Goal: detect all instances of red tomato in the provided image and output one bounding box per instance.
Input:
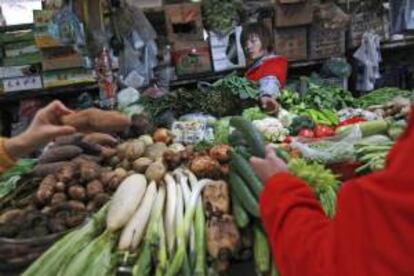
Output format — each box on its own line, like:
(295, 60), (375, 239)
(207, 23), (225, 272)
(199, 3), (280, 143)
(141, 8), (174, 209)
(314, 125), (335, 138)
(299, 129), (315, 138)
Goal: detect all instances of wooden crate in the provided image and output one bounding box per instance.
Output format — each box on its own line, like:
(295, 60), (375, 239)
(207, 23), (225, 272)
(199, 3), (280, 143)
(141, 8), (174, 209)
(274, 27), (307, 61)
(309, 25), (346, 59)
(348, 11), (385, 48)
(172, 41), (212, 76)
(164, 3), (204, 43)
(274, 0), (313, 27)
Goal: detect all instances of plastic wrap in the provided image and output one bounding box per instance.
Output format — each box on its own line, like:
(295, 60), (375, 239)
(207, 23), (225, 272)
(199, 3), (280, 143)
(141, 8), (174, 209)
(291, 126), (363, 164)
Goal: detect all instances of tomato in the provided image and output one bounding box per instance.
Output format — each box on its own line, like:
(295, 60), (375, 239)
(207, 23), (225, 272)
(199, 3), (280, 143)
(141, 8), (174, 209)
(337, 117), (366, 127)
(314, 125), (335, 138)
(283, 136), (293, 143)
(299, 129), (315, 138)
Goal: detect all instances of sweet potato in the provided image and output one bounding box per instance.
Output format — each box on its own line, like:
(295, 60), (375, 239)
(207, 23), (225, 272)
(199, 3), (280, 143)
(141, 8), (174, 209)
(73, 154), (103, 164)
(38, 145), (83, 164)
(77, 141), (103, 156)
(32, 162), (71, 177)
(61, 108), (131, 133)
(82, 133), (118, 146)
(54, 133), (84, 146)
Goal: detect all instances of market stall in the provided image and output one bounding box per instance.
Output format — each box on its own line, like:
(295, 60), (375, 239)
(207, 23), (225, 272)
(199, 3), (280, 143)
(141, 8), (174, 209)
(0, 0), (413, 275)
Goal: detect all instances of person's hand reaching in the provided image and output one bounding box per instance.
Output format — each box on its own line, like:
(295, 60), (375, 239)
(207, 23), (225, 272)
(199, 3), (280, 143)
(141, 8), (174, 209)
(5, 100), (76, 158)
(250, 145), (288, 184)
(259, 96), (280, 116)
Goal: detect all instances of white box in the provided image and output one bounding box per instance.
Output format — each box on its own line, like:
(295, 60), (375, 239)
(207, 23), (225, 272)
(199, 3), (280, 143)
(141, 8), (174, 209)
(209, 26), (246, 72)
(2, 75), (42, 92)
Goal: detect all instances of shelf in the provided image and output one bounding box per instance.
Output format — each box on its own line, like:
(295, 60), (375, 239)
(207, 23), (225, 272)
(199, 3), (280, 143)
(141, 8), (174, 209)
(0, 83), (99, 103)
(381, 37), (414, 50)
(0, 24), (33, 33)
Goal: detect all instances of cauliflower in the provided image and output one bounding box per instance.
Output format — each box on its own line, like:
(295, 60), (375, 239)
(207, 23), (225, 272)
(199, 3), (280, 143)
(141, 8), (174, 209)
(277, 108), (296, 127)
(252, 118), (289, 143)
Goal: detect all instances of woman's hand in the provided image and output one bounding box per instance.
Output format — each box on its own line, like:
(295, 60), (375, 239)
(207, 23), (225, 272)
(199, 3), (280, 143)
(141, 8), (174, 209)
(250, 145), (288, 184)
(260, 96), (280, 116)
(5, 100), (76, 158)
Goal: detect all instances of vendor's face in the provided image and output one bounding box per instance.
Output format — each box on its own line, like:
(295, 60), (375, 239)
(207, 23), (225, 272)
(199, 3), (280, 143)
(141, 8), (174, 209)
(246, 34), (265, 60)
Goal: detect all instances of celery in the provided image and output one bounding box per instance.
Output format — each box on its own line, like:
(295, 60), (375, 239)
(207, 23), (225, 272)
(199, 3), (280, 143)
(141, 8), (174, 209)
(60, 230), (116, 276)
(23, 204), (108, 276)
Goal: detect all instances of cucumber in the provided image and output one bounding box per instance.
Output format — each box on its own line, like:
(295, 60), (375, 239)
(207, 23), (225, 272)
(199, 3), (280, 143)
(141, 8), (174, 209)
(230, 116), (266, 158)
(253, 224), (271, 274)
(230, 152), (263, 198)
(228, 171), (259, 217)
(228, 130), (248, 147)
(274, 148), (290, 163)
(231, 192), (250, 228)
(234, 146), (252, 160)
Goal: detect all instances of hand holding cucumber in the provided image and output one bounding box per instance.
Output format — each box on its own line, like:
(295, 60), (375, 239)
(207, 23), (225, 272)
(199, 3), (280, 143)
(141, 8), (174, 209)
(250, 145), (288, 183)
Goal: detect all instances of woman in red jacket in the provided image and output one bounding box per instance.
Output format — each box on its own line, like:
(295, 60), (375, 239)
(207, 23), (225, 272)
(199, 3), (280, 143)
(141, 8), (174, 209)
(250, 111), (414, 275)
(241, 23), (288, 114)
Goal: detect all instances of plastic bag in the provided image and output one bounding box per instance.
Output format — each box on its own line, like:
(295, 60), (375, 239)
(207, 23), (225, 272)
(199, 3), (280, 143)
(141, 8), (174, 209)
(291, 126), (363, 164)
(172, 121), (215, 145)
(179, 113), (217, 126)
(117, 87), (140, 109)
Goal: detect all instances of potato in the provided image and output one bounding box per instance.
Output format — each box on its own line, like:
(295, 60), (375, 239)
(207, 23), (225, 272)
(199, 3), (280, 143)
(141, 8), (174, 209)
(145, 160), (167, 183)
(144, 143), (168, 161)
(125, 140), (146, 161)
(132, 157), (153, 173)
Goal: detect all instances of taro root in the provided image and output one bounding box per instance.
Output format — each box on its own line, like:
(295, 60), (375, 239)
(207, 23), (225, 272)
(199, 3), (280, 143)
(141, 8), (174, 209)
(209, 144), (231, 163)
(68, 185), (87, 201)
(36, 175), (57, 205)
(56, 163), (78, 183)
(86, 180), (104, 199)
(55, 182), (66, 193)
(51, 193), (68, 206)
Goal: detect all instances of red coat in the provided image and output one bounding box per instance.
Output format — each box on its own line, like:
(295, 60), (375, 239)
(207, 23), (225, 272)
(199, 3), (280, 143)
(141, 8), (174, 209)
(260, 110), (414, 276)
(245, 55), (288, 88)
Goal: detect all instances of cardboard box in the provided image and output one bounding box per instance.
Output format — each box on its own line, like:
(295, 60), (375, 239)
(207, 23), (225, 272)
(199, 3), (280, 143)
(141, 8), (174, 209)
(1, 75), (42, 93)
(209, 26), (246, 72)
(42, 68), (95, 88)
(165, 3), (204, 42)
(309, 25), (346, 59)
(348, 12), (385, 48)
(274, 0), (313, 27)
(274, 27), (307, 61)
(172, 41), (212, 76)
(42, 54), (84, 71)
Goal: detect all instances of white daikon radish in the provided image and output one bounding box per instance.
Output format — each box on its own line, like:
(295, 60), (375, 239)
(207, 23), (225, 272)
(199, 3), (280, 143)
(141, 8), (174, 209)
(106, 174), (147, 232)
(164, 173), (177, 255)
(118, 181), (157, 250)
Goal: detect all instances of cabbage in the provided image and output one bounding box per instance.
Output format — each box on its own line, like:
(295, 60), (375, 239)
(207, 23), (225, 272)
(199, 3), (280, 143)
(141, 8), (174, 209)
(242, 107), (267, 121)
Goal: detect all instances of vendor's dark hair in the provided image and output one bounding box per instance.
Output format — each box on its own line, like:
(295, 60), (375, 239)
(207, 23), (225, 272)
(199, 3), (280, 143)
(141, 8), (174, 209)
(241, 22), (273, 52)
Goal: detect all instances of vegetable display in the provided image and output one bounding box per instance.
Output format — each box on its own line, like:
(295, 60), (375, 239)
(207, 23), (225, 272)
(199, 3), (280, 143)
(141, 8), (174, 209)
(2, 70), (410, 275)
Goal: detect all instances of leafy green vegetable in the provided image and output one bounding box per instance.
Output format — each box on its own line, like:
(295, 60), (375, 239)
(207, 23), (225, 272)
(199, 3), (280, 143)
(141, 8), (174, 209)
(202, 0), (241, 33)
(212, 73), (260, 100)
(214, 118), (231, 144)
(0, 159), (36, 199)
(289, 116), (315, 136)
(303, 81), (355, 111)
(242, 107), (267, 121)
(288, 159), (339, 218)
(356, 87), (413, 108)
(279, 89), (302, 110)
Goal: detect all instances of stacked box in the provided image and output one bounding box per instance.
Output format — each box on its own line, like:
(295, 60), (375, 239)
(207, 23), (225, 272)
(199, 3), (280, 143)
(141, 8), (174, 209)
(274, 27), (307, 61)
(274, 0), (313, 27)
(309, 25), (346, 59)
(349, 11), (385, 48)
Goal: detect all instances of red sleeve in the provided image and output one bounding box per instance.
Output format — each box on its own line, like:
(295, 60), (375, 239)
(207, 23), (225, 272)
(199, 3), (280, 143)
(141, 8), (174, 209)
(260, 173), (335, 276)
(260, 57), (288, 87)
(260, 109), (414, 276)
(245, 56), (288, 87)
